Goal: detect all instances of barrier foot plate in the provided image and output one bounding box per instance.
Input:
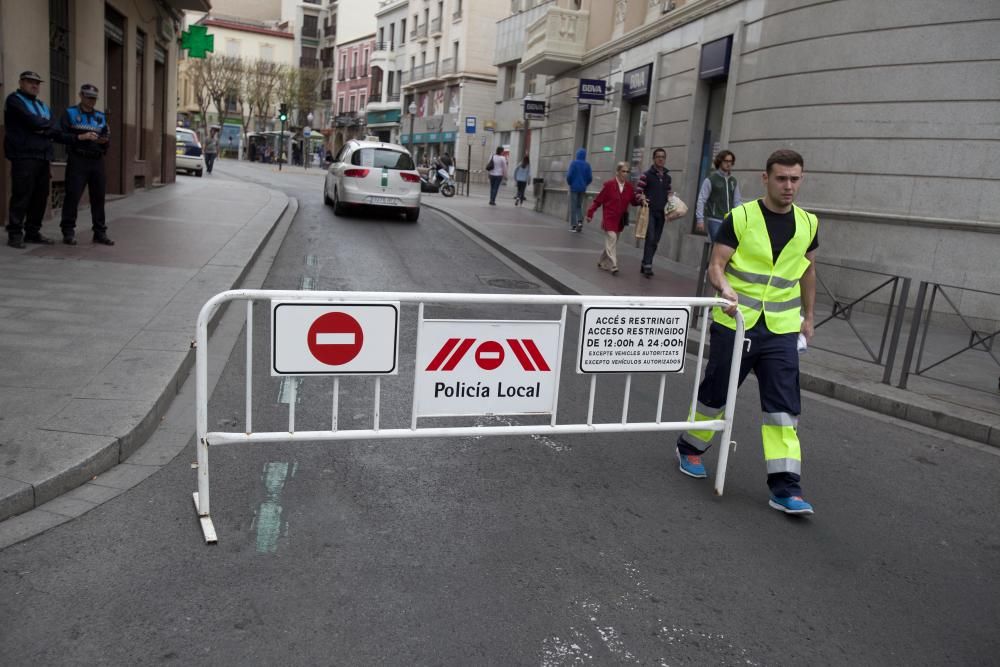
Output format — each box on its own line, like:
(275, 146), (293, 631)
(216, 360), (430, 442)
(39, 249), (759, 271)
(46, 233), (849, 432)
(193, 492), (218, 544)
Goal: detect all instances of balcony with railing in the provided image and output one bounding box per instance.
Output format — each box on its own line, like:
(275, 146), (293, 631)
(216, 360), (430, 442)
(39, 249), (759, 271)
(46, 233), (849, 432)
(301, 24), (319, 39)
(430, 17), (442, 35)
(438, 58), (454, 76)
(415, 23), (428, 41)
(300, 57), (320, 69)
(520, 5), (588, 77)
(371, 41), (392, 68)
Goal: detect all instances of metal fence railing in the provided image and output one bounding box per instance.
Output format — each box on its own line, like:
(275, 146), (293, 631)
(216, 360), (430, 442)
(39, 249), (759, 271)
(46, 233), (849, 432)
(898, 281), (1000, 393)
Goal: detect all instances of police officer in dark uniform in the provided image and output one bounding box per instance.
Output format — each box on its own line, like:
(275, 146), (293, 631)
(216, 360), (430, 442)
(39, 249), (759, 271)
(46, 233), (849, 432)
(4, 71), (91, 248)
(59, 83), (113, 245)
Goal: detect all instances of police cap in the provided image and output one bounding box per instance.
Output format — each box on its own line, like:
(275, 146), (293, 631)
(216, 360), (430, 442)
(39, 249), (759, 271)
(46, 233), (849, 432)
(80, 84), (99, 99)
(19, 71), (44, 82)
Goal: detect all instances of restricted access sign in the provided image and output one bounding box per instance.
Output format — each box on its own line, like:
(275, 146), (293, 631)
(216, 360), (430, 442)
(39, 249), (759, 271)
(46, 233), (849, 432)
(271, 301), (399, 375)
(578, 306), (689, 373)
(415, 319), (563, 417)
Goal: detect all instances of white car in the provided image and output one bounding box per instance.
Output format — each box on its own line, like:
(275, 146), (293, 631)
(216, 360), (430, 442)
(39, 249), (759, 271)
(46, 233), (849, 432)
(324, 139), (421, 221)
(175, 128), (205, 177)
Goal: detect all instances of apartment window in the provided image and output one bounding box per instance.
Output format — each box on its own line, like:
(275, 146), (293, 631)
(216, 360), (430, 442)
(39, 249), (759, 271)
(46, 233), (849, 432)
(503, 64), (517, 100)
(434, 46), (440, 73)
(338, 96), (344, 113)
(400, 18), (406, 43)
(438, 1), (444, 19)
(526, 74), (537, 95)
(136, 30), (146, 159)
(423, 8), (429, 28)
(302, 15), (318, 38)
(421, 50), (427, 66)
(226, 38), (240, 56)
(359, 92), (366, 109)
(389, 24), (395, 49)
(378, 27), (384, 45)
(260, 44), (274, 61)
(453, 41), (459, 71)
(352, 51), (358, 78)
(363, 48), (369, 73)
(349, 94), (356, 111)
(387, 70), (395, 96)
(49, 0), (70, 163)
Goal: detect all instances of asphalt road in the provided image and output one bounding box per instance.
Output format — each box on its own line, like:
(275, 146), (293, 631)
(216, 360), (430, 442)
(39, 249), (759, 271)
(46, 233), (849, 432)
(1, 162), (998, 666)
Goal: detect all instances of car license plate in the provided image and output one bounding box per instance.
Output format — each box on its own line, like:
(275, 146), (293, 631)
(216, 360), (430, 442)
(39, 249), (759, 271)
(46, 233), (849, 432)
(369, 196), (398, 206)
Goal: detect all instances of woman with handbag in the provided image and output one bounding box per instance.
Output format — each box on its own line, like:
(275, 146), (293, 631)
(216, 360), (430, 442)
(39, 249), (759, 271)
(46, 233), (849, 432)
(585, 162), (641, 275)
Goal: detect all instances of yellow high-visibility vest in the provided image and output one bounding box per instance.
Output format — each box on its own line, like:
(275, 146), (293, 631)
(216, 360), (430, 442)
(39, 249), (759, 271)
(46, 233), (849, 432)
(713, 200), (818, 334)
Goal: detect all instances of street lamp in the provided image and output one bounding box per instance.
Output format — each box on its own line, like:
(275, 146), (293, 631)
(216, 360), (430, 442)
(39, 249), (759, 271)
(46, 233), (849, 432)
(408, 100), (417, 163)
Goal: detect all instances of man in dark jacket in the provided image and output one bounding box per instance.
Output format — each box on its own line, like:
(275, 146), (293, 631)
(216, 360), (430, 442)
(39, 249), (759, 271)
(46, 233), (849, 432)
(59, 83), (113, 245)
(565, 148), (592, 232)
(4, 71), (90, 248)
(635, 147), (672, 277)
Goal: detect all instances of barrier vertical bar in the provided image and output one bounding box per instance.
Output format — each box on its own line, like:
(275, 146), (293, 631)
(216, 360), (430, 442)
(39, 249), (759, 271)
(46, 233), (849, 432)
(689, 306), (711, 420)
(714, 310), (745, 496)
(550, 306), (568, 426)
(288, 379), (297, 433)
(655, 374), (665, 423)
(245, 300), (253, 434)
(332, 377), (339, 431)
(411, 303), (425, 430)
(374, 378), (381, 431)
(194, 296), (218, 543)
(621, 374), (631, 424)
(586, 375), (596, 425)
(898, 281), (928, 390)
(881, 277), (910, 385)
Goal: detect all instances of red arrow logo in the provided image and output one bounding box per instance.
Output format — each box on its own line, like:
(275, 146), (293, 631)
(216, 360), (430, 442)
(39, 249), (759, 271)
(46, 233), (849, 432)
(425, 338), (550, 372)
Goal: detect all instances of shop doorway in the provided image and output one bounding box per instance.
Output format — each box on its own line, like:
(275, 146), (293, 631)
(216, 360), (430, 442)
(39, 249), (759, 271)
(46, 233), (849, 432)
(697, 78), (727, 191)
(625, 98), (648, 183)
(104, 6), (126, 194)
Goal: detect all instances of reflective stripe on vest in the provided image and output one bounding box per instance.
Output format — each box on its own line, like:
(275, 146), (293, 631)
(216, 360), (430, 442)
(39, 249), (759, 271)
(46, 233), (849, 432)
(67, 107), (107, 132)
(713, 201), (818, 334)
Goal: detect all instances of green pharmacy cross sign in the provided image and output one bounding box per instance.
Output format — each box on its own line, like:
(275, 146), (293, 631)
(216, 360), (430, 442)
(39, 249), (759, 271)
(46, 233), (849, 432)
(181, 25), (214, 59)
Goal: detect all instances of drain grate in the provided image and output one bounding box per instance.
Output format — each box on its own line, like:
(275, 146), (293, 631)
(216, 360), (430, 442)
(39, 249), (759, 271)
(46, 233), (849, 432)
(480, 276), (540, 290)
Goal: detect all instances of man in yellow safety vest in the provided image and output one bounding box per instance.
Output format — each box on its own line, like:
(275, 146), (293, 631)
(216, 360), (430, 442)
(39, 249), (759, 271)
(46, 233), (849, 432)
(676, 149), (818, 515)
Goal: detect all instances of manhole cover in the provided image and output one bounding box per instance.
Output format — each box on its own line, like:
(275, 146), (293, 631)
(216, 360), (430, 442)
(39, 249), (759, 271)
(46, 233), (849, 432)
(482, 277), (540, 290)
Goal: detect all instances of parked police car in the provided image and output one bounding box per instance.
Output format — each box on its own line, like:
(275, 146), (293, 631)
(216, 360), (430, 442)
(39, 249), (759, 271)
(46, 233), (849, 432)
(324, 138), (421, 221)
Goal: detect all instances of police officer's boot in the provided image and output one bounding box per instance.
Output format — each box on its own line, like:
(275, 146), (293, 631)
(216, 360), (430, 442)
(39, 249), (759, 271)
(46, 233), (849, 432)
(63, 234), (78, 246)
(7, 236), (25, 249)
(93, 233), (115, 246)
(23, 232), (55, 245)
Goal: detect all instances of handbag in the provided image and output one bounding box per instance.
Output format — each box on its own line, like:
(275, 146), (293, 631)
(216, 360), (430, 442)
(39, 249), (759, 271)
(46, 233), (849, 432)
(486, 157), (495, 171)
(665, 194), (688, 220)
(634, 203), (650, 243)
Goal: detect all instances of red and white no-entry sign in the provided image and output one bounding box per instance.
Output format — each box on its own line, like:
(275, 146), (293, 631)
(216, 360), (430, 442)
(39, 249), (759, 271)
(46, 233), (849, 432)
(475, 341), (504, 370)
(272, 302), (399, 375)
(307, 312), (364, 366)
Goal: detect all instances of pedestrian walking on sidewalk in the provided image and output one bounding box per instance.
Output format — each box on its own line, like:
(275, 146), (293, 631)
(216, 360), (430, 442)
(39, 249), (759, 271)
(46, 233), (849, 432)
(59, 84), (114, 246)
(636, 147), (672, 277)
(204, 128), (219, 174)
(585, 162), (641, 275)
(513, 156), (530, 206)
(674, 148), (819, 516)
(487, 147), (508, 205)
(4, 71), (82, 249)
(565, 148), (592, 231)
(695, 149), (742, 241)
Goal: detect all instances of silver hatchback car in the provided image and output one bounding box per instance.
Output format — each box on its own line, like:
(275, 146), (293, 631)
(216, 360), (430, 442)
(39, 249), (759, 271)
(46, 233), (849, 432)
(324, 139), (422, 221)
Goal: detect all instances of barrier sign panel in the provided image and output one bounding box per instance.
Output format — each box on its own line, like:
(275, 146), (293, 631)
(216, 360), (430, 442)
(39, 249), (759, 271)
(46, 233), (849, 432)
(271, 301), (399, 375)
(415, 319), (563, 417)
(578, 306), (689, 373)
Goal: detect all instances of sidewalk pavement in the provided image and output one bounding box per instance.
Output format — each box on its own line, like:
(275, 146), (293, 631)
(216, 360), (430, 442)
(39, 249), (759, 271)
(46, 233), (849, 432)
(0, 176), (289, 523)
(423, 190), (1000, 448)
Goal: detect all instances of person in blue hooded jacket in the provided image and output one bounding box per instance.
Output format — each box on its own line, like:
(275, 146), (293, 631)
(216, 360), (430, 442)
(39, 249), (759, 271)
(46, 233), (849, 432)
(565, 148), (592, 232)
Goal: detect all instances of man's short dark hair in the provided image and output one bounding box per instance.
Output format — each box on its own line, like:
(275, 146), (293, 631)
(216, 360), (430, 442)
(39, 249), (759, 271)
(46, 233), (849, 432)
(766, 149), (804, 173)
(652, 147), (666, 158)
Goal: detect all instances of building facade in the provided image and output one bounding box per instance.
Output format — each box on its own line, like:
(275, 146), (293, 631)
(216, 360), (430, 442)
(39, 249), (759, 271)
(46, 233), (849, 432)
(332, 34), (376, 150)
(519, 0), (999, 313)
(365, 0), (409, 144)
(0, 0), (200, 226)
(400, 0), (509, 169)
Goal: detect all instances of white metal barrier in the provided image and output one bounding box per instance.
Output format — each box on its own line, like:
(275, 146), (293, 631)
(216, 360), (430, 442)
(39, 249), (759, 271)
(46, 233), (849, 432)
(193, 290), (746, 543)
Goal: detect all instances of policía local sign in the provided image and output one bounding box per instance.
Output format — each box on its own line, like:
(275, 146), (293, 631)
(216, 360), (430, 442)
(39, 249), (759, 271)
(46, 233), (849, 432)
(415, 319), (563, 417)
(578, 306), (689, 373)
(271, 302), (399, 375)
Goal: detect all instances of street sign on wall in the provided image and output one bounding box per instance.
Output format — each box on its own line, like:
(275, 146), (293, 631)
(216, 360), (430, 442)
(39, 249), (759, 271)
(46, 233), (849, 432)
(465, 116), (477, 134)
(271, 302), (400, 375)
(578, 306), (690, 373)
(415, 319), (564, 416)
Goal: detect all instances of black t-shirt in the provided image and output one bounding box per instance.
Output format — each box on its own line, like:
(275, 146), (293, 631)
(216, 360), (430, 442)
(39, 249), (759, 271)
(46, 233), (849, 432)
(715, 199), (818, 262)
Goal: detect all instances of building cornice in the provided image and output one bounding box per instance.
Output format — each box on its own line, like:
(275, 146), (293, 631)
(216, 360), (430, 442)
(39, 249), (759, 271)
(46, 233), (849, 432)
(582, 0), (742, 67)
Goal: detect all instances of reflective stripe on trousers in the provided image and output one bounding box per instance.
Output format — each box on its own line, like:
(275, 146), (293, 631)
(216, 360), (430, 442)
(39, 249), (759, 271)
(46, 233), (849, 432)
(761, 411), (802, 474)
(679, 401), (724, 453)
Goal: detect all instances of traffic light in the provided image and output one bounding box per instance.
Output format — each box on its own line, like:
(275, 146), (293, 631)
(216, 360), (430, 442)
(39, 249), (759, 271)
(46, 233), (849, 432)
(278, 103), (288, 122)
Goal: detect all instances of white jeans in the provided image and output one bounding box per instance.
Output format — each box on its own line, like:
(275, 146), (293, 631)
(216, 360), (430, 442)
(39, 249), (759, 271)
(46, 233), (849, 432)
(598, 230), (619, 271)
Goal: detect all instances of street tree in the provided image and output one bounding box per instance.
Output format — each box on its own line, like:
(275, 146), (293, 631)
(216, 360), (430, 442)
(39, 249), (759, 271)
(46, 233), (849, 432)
(201, 54), (244, 134)
(240, 58), (283, 135)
